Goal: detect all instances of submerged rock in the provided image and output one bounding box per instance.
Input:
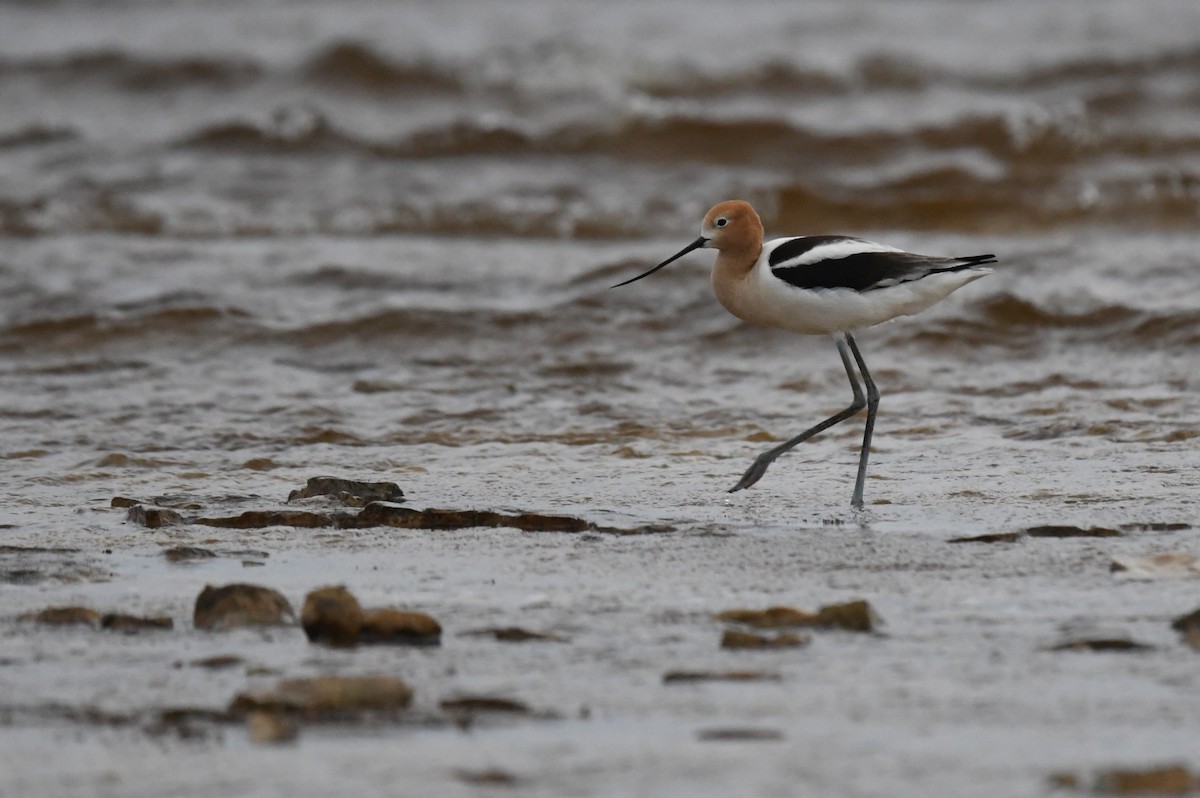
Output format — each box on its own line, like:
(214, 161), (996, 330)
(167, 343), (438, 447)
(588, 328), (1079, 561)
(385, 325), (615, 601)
(230, 675), (413, 720)
(720, 630), (810, 649)
(193, 583), (295, 631)
(301, 585), (365, 647)
(287, 476), (405, 506)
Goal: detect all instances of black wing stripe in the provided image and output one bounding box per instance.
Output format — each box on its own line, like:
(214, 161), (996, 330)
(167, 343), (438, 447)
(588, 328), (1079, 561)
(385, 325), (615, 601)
(767, 236), (866, 270)
(773, 252), (995, 292)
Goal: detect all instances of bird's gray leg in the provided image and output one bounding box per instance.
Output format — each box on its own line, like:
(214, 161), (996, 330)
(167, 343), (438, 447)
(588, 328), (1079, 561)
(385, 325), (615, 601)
(844, 333), (879, 508)
(729, 335), (866, 493)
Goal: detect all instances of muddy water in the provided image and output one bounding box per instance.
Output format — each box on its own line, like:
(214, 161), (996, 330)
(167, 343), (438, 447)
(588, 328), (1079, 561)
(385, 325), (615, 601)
(2, 1), (1200, 796)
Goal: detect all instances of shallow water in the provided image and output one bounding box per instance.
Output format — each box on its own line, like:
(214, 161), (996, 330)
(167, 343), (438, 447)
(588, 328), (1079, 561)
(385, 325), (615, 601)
(2, 1), (1200, 796)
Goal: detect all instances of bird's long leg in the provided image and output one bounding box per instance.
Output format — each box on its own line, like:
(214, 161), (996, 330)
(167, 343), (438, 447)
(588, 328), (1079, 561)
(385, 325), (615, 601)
(728, 335), (866, 493)
(844, 333), (880, 508)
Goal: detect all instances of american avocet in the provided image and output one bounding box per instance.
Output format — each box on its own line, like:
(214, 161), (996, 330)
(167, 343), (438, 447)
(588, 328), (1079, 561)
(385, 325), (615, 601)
(614, 200), (995, 507)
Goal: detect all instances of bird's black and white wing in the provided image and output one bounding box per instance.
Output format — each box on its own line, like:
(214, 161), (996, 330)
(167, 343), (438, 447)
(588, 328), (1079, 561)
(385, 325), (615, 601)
(767, 236), (996, 293)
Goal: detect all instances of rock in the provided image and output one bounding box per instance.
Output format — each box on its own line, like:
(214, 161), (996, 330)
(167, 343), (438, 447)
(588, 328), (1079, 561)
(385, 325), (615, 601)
(194, 583), (295, 631)
(360, 608), (441, 646)
(663, 671), (782, 684)
(125, 505), (184, 529)
(287, 476), (405, 506)
(1094, 765), (1198, 795)
(246, 711), (298, 744)
(720, 630), (810, 649)
(1025, 525), (1120, 538)
(716, 600), (877, 633)
(353, 502), (594, 533)
(301, 585), (365, 647)
(195, 510), (337, 529)
(23, 606), (101, 626)
(439, 696), (529, 714)
(1111, 554), (1200, 579)
(697, 727), (785, 742)
(948, 532), (1022, 544)
(460, 626), (566, 643)
(230, 675), (413, 720)
(110, 496), (143, 508)
(101, 613), (173, 632)
(812, 600), (876, 632)
(162, 546), (217, 563)
(1170, 607), (1200, 650)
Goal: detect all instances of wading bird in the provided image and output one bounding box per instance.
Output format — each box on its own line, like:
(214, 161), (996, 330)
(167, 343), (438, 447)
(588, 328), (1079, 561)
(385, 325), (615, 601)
(613, 200), (994, 507)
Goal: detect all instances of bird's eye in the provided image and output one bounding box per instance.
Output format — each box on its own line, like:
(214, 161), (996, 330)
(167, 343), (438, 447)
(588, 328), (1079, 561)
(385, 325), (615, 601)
(715, 218), (728, 228)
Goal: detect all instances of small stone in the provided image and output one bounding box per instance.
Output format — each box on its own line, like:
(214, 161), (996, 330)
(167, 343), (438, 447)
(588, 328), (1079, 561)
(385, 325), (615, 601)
(1094, 765), (1198, 795)
(360, 608), (441, 646)
(101, 613), (173, 632)
(126, 505), (185, 529)
(246, 711), (298, 744)
(110, 496), (142, 508)
(194, 583), (295, 631)
(24, 606), (101, 626)
(163, 546), (217, 563)
(720, 630), (810, 649)
(230, 675), (413, 719)
(301, 585), (364, 647)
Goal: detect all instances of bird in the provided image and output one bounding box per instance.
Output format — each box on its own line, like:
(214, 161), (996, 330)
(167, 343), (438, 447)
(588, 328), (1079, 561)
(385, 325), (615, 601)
(612, 200), (994, 507)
